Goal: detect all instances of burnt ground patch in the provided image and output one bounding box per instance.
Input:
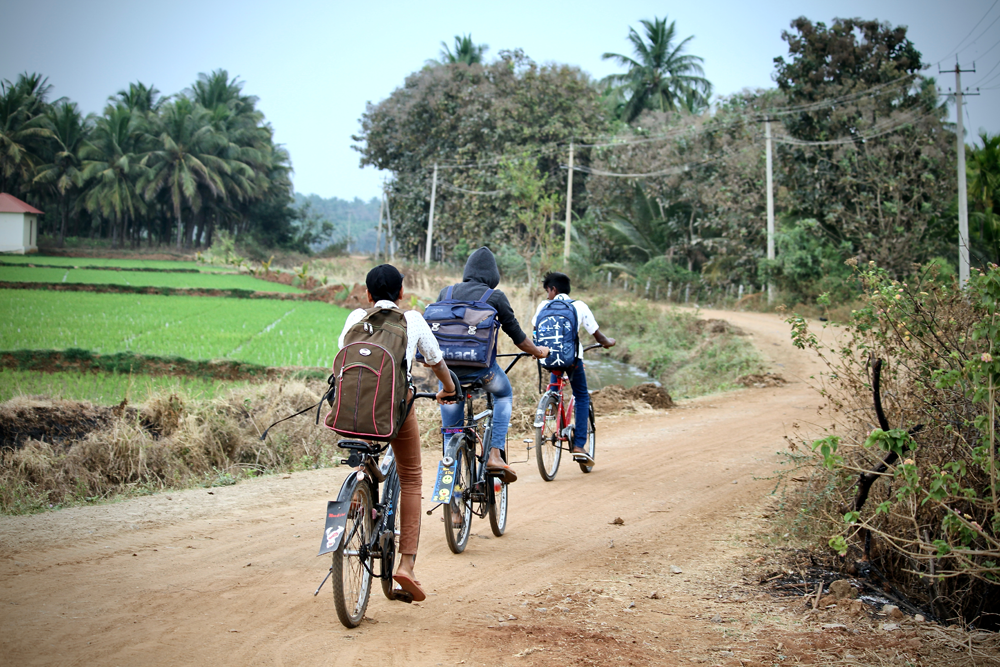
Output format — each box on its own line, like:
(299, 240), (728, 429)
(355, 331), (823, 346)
(0, 397), (136, 450)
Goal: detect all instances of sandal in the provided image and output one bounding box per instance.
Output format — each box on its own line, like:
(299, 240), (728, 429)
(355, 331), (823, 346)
(392, 573), (427, 602)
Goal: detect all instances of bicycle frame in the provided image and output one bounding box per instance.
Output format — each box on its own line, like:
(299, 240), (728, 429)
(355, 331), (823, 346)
(536, 344), (603, 451)
(431, 353), (527, 517)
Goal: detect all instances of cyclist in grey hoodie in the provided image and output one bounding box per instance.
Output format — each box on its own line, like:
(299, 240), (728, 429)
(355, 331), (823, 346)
(437, 247), (549, 483)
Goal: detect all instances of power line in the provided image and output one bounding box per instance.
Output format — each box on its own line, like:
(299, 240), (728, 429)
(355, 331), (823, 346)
(936, 0), (999, 62)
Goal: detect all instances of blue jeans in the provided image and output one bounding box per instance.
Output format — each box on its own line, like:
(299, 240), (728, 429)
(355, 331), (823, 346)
(551, 358), (589, 449)
(440, 361), (513, 452)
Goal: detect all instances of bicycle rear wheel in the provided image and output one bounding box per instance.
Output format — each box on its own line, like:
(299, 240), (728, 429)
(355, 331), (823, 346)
(332, 481), (374, 628)
(578, 403), (596, 473)
(534, 393), (561, 481)
(443, 444), (473, 554)
(380, 471), (400, 600)
(488, 449), (508, 537)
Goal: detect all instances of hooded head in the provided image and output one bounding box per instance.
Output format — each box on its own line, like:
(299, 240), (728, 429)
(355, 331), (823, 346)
(462, 246), (500, 288)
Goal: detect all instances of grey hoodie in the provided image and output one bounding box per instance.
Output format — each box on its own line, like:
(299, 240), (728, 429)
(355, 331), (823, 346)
(438, 246), (526, 345)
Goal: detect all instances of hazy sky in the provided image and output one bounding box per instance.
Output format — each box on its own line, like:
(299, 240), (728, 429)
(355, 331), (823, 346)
(2, 0), (997, 201)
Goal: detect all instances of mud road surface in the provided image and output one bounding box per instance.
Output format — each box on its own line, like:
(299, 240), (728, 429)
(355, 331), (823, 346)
(1, 312), (963, 666)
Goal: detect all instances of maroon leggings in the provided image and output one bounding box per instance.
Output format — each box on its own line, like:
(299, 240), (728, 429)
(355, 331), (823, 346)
(389, 408), (422, 555)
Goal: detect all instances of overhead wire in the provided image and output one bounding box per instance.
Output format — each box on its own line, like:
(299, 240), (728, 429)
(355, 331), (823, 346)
(936, 0), (999, 63)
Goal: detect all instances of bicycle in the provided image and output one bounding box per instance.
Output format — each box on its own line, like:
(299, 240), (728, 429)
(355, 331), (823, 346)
(313, 392), (437, 628)
(533, 343), (602, 481)
(429, 353), (529, 554)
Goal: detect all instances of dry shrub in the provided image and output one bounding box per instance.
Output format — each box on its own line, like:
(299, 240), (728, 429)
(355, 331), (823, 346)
(0, 379), (337, 513)
(787, 262), (999, 628)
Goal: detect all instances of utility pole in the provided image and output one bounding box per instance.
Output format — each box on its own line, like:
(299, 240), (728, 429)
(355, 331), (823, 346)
(375, 192), (384, 260)
(346, 212), (352, 255)
(563, 142), (574, 265)
(385, 191), (395, 261)
(941, 62), (978, 287)
(425, 163), (438, 266)
(765, 119), (775, 305)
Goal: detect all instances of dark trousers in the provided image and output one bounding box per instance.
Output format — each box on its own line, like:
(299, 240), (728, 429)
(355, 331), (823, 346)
(550, 358), (589, 449)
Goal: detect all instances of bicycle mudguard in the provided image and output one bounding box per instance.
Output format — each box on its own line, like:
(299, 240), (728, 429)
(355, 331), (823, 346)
(318, 499), (351, 556)
(431, 433), (465, 504)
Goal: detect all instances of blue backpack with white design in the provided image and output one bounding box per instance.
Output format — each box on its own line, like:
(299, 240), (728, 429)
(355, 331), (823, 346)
(533, 299), (579, 370)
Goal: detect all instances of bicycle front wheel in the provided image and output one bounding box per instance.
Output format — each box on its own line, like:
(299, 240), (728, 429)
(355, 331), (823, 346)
(488, 450), (508, 537)
(332, 481), (374, 628)
(443, 444), (473, 554)
(578, 402), (596, 473)
(534, 393), (561, 481)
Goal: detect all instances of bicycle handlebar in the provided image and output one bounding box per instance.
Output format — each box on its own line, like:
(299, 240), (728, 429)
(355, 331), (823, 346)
(583, 343), (603, 352)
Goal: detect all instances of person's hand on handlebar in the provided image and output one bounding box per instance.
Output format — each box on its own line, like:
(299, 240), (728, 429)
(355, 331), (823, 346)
(515, 337), (549, 360)
(430, 362), (459, 404)
(594, 330), (616, 349)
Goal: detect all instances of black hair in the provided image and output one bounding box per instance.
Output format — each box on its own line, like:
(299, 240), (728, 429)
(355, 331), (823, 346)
(366, 264), (404, 302)
(542, 271), (571, 295)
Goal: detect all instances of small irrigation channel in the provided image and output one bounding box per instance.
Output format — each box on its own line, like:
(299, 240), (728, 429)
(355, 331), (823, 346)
(584, 356), (660, 390)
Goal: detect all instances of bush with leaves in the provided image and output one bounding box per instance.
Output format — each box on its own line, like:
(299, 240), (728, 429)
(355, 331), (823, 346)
(788, 261), (999, 626)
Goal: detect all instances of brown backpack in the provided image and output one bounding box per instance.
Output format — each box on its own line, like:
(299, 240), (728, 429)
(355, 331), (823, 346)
(324, 307), (410, 441)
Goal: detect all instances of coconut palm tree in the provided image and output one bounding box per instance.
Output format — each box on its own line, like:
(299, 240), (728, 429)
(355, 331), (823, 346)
(114, 81), (165, 114)
(80, 105), (147, 248)
(433, 34), (489, 66)
(33, 101), (91, 245)
(967, 132), (1000, 265)
(142, 97), (244, 249)
(602, 17), (712, 122)
(0, 73), (54, 195)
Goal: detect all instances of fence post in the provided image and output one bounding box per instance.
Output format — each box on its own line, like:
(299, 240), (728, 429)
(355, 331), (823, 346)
(738, 284), (744, 301)
(655, 285), (659, 301)
(684, 283), (690, 304)
(645, 279), (650, 298)
(607, 271), (612, 288)
(624, 278), (628, 292)
(667, 282), (673, 300)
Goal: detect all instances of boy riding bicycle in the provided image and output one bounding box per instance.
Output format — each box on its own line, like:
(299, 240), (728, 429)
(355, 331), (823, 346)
(531, 272), (615, 466)
(336, 264), (457, 601)
(436, 247), (550, 484)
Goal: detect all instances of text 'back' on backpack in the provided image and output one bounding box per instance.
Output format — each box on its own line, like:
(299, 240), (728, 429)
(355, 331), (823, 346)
(418, 286), (500, 369)
(325, 307), (410, 441)
(533, 298), (578, 370)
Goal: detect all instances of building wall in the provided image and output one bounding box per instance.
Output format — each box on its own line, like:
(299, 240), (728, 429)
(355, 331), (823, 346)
(23, 213), (37, 252)
(0, 212), (29, 253)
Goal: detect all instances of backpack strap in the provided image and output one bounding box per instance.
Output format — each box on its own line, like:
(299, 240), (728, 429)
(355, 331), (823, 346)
(477, 288), (495, 305)
(445, 285), (454, 299)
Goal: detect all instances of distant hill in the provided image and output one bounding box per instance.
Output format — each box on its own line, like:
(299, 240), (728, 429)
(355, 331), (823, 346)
(293, 193), (382, 253)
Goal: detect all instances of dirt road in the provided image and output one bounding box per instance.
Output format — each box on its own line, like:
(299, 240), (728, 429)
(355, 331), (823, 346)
(0, 312), (912, 666)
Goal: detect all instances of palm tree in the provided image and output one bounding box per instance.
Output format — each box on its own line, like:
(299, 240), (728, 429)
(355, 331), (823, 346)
(433, 34), (488, 66)
(142, 97), (238, 249)
(602, 17), (712, 122)
(114, 82), (165, 114)
(80, 105), (147, 248)
(33, 101), (91, 245)
(967, 132), (1000, 265)
(0, 73), (54, 195)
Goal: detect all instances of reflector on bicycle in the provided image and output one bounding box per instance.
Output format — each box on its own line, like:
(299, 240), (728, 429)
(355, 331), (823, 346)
(318, 499), (350, 556)
(431, 459), (458, 503)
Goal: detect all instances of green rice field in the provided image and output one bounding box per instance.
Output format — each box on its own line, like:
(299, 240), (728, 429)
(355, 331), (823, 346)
(0, 266), (306, 293)
(0, 367), (251, 404)
(0, 255), (236, 271)
(0, 290), (349, 367)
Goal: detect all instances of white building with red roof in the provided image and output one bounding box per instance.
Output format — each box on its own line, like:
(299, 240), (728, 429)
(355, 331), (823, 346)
(0, 193), (42, 254)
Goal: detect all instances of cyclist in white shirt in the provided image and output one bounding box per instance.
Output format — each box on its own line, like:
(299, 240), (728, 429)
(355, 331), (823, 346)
(337, 264), (457, 602)
(531, 272), (615, 465)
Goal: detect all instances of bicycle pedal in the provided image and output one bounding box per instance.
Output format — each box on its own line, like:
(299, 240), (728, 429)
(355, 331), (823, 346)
(393, 590), (414, 604)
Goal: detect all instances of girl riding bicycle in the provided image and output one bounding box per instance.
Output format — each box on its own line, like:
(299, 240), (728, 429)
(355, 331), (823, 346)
(336, 264), (457, 601)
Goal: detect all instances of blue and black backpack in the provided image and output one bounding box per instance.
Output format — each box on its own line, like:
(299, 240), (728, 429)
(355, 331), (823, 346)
(533, 298), (579, 370)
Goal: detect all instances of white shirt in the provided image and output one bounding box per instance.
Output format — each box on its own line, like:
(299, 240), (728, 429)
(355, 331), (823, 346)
(531, 294), (600, 358)
(338, 301), (444, 378)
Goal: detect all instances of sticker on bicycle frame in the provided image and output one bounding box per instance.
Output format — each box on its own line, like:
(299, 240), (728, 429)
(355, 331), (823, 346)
(318, 499), (350, 556)
(441, 427), (465, 435)
(432, 460), (457, 503)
